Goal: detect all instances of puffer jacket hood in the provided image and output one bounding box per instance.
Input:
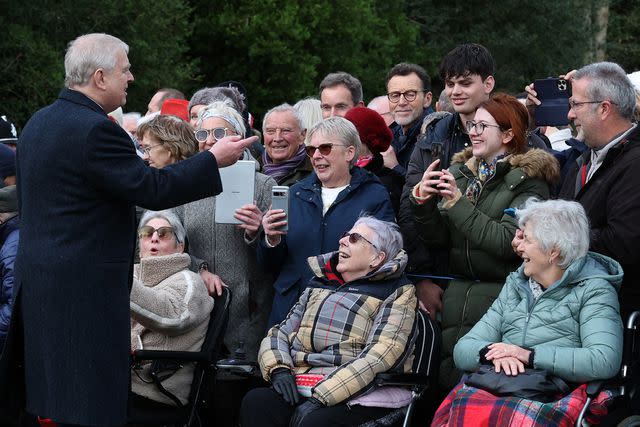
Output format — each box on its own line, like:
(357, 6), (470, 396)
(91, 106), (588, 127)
(307, 249), (408, 283)
(451, 147), (560, 186)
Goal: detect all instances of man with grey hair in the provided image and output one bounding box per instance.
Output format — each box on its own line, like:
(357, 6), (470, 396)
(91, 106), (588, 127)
(319, 71), (364, 118)
(367, 95), (394, 127)
(11, 33), (257, 427)
(555, 61), (640, 312)
(261, 104), (310, 185)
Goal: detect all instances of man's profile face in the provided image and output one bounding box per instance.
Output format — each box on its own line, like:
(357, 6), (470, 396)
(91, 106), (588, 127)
(444, 73), (494, 116)
(567, 78), (600, 148)
(146, 91), (166, 116)
(103, 50), (134, 113)
(320, 84), (355, 118)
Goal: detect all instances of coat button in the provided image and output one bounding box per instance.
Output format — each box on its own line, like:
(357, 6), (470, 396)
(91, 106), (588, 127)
(510, 185), (514, 189)
(520, 176), (525, 180)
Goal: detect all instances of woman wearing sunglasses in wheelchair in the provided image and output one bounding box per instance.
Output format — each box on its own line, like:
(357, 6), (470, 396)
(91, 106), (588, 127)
(242, 216), (417, 427)
(431, 199), (623, 426)
(259, 117), (395, 328)
(129, 210), (214, 410)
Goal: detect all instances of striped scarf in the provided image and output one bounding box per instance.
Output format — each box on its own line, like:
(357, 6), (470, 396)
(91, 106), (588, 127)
(262, 144), (307, 184)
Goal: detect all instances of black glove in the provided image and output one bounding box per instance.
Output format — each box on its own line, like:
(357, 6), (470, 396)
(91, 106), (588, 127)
(289, 397), (323, 427)
(271, 368), (300, 405)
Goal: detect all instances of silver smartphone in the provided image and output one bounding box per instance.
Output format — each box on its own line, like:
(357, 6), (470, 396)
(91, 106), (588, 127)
(271, 185), (289, 231)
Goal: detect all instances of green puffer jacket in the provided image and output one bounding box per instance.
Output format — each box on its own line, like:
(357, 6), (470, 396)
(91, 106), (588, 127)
(454, 252), (623, 383)
(411, 148), (560, 281)
(411, 147), (560, 389)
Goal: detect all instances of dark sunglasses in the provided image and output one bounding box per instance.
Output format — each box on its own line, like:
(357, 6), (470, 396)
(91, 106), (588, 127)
(194, 127), (234, 143)
(138, 225), (175, 240)
(305, 143), (348, 158)
(341, 231), (378, 249)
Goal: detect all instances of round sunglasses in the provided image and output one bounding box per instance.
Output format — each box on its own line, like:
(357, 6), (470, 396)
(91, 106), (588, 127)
(194, 127), (235, 143)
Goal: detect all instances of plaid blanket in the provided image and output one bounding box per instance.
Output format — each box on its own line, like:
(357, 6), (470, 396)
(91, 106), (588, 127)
(431, 382), (615, 427)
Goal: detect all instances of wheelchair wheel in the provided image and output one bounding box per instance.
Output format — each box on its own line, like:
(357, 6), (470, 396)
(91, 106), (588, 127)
(618, 415), (640, 427)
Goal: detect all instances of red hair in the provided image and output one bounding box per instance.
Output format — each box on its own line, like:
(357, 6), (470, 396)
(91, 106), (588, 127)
(478, 92), (528, 154)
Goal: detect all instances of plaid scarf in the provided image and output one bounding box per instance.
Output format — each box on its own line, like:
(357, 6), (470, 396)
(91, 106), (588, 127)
(465, 154), (508, 204)
(262, 144), (307, 184)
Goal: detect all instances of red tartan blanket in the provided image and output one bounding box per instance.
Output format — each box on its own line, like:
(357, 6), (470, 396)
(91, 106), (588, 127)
(431, 382), (614, 427)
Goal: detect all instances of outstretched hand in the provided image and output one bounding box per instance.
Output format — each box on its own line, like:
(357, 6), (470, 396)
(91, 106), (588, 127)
(209, 135), (259, 167)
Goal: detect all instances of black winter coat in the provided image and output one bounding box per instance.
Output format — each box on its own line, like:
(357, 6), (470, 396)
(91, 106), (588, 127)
(14, 89), (222, 426)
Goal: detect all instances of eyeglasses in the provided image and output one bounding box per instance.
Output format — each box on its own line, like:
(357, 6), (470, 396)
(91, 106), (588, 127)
(194, 127), (235, 143)
(387, 90), (427, 103)
(141, 144), (163, 155)
(568, 100), (613, 109)
(305, 143), (348, 157)
(138, 225), (175, 240)
(465, 120), (503, 135)
(341, 231), (378, 250)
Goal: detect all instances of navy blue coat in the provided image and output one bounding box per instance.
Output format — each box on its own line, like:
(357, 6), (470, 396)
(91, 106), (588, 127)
(15, 89), (222, 426)
(0, 216), (18, 351)
(257, 167), (395, 326)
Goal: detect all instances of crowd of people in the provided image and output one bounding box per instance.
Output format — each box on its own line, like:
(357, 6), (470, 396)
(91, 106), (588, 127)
(0, 32), (639, 427)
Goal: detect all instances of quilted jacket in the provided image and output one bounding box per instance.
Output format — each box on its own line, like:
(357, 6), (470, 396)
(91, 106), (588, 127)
(454, 252), (623, 383)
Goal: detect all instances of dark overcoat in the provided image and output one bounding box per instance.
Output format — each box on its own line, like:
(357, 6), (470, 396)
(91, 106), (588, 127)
(14, 89), (222, 426)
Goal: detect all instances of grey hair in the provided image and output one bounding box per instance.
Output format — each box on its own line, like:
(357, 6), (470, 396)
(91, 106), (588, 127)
(188, 86), (246, 115)
(293, 98), (323, 132)
(516, 198), (590, 269)
(319, 72), (363, 105)
(198, 100), (246, 136)
(139, 209), (187, 246)
(305, 117), (361, 166)
(573, 62), (636, 121)
(353, 215), (403, 261)
(64, 33), (129, 88)
(263, 103), (306, 131)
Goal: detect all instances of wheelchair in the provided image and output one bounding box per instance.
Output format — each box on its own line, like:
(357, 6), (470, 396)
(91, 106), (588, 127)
(577, 310), (640, 427)
(128, 287), (231, 427)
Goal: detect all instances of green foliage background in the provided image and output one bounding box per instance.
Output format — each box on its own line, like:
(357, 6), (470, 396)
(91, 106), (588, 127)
(1, 0), (637, 129)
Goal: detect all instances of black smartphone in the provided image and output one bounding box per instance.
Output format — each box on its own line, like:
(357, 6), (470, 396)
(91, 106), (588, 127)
(534, 77), (571, 127)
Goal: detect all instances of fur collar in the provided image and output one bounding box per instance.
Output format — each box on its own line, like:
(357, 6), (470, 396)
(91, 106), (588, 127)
(451, 147), (560, 185)
(134, 253), (191, 286)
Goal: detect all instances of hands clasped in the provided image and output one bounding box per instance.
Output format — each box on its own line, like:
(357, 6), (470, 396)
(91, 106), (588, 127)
(485, 342), (532, 376)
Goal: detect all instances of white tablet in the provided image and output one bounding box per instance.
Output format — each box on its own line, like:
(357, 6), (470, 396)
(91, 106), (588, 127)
(214, 160), (256, 224)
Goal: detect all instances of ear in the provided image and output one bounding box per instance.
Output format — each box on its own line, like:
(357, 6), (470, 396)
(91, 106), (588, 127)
(356, 100), (365, 107)
(483, 76), (495, 94)
(93, 68), (107, 91)
(502, 128), (514, 145)
(370, 251), (386, 269)
(300, 128), (307, 140)
(345, 144), (356, 162)
(599, 101), (615, 121)
(423, 91), (433, 108)
(549, 247), (561, 264)
(176, 242), (185, 253)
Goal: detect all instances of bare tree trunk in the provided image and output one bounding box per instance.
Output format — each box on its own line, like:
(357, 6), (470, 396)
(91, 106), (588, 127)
(594, 3), (609, 61)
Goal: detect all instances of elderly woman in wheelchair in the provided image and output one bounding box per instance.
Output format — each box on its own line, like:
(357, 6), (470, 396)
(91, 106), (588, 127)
(129, 210), (214, 408)
(241, 216), (420, 427)
(431, 198), (624, 427)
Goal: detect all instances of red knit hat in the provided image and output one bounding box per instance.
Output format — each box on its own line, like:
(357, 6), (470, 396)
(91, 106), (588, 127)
(344, 107), (392, 154)
(160, 98), (190, 122)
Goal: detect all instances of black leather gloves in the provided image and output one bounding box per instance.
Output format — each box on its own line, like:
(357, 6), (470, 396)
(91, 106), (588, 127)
(289, 397), (323, 427)
(271, 368), (300, 405)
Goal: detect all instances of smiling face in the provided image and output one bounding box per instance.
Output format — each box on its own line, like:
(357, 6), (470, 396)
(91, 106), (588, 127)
(140, 132), (174, 168)
(336, 224), (384, 282)
(139, 217), (184, 258)
(308, 132), (355, 188)
(387, 72), (432, 131)
(469, 108), (511, 163)
(444, 73), (494, 123)
(263, 110), (306, 163)
(198, 116), (238, 152)
(517, 222), (553, 284)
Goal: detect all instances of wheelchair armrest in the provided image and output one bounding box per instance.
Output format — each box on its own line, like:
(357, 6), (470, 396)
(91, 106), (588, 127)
(374, 373), (429, 388)
(585, 379), (605, 397)
(132, 349), (209, 363)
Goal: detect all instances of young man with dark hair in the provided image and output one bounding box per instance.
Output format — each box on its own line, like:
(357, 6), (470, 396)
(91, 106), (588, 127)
(319, 72), (364, 118)
(383, 62), (434, 178)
